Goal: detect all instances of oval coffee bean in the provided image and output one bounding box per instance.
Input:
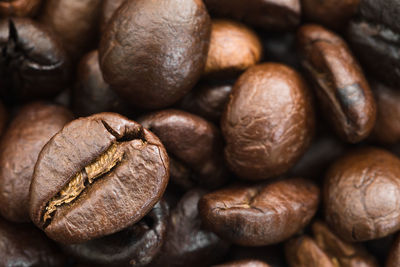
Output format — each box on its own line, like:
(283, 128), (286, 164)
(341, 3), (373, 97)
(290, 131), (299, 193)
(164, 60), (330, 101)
(0, 0), (42, 17)
(0, 102), (73, 222)
(72, 50), (131, 117)
(213, 259), (271, 267)
(221, 63), (315, 180)
(371, 81), (400, 144)
(178, 81), (233, 122)
(204, 0), (300, 30)
(0, 217), (66, 267)
(297, 24), (376, 143)
(324, 148), (400, 242)
(199, 178), (319, 246)
(139, 109), (227, 189)
(205, 19), (262, 79)
(62, 201), (169, 267)
(151, 189), (230, 267)
(99, 0), (211, 109)
(0, 18), (70, 101)
(302, 0), (360, 29)
(39, 0), (103, 61)
(30, 113), (169, 244)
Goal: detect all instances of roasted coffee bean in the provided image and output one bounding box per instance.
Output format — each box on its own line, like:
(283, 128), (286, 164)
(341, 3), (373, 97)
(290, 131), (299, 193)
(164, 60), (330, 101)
(204, 19), (262, 79)
(225, 245), (287, 267)
(324, 148), (400, 242)
(0, 18), (70, 101)
(213, 259), (271, 267)
(0, 102), (73, 222)
(72, 50), (131, 117)
(151, 189), (229, 267)
(178, 81), (233, 122)
(99, 0), (211, 109)
(0, 217), (66, 267)
(199, 178), (319, 246)
(0, 0), (42, 17)
(371, 81), (400, 144)
(297, 24), (376, 143)
(348, 0), (400, 87)
(63, 201), (169, 267)
(139, 109), (227, 189)
(29, 113), (169, 244)
(387, 233), (400, 267)
(204, 0), (301, 31)
(288, 134), (346, 180)
(39, 0), (102, 61)
(302, 0), (360, 29)
(222, 63), (314, 180)
(100, 0), (126, 33)
(285, 221), (378, 267)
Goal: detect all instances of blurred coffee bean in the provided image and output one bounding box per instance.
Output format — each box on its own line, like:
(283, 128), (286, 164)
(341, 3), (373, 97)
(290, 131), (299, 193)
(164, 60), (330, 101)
(214, 259), (271, 267)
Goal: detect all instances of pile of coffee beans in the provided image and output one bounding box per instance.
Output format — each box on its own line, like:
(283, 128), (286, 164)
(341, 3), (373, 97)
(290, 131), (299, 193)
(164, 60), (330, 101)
(1, 0), (400, 266)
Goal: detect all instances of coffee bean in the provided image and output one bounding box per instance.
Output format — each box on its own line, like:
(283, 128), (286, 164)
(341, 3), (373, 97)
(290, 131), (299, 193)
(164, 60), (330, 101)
(297, 24), (376, 143)
(199, 178), (319, 246)
(62, 200), (169, 267)
(139, 109), (228, 190)
(302, 0), (360, 29)
(324, 148), (400, 242)
(72, 50), (131, 117)
(371, 80), (400, 144)
(0, 18), (70, 101)
(30, 113), (169, 244)
(99, 0), (211, 109)
(178, 81), (233, 122)
(347, 0), (400, 87)
(0, 217), (66, 267)
(222, 63), (315, 180)
(204, 0), (301, 30)
(285, 221), (379, 267)
(0, 102), (73, 222)
(204, 19), (262, 79)
(39, 0), (102, 61)
(0, 0), (42, 17)
(151, 189), (229, 267)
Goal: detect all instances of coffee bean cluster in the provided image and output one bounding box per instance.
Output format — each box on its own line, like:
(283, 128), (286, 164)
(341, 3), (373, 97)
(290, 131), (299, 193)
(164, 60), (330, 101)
(0, 0), (399, 266)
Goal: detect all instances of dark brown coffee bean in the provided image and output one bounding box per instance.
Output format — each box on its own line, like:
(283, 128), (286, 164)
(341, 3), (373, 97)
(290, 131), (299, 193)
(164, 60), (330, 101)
(286, 221), (379, 267)
(0, 18), (70, 101)
(302, 0), (360, 29)
(204, 19), (262, 79)
(139, 109), (227, 190)
(151, 189), (229, 267)
(62, 200), (169, 267)
(288, 134), (347, 180)
(297, 24), (376, 143)
(221, 63), (315, 180)
(204, 0), (300, 30)
(100, 0), (126, 33)
(0, 217), (66, 267)
(371, 81), (400, 144)
(30, 113), (169, 244)
(39, 0), (102, 61)
(99, 0), (211, 109)
(0, 0), (42, 17)
(324, 148), (400, 242)
(347, 0), (400, 87)
(387, 234), (400, 267)
(199, 178), (320, 246)
(178, 81), (233, 122)
(72, 50), (131, 117)
(213, 259), (271, 267)
(0, 102), (73, 222)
